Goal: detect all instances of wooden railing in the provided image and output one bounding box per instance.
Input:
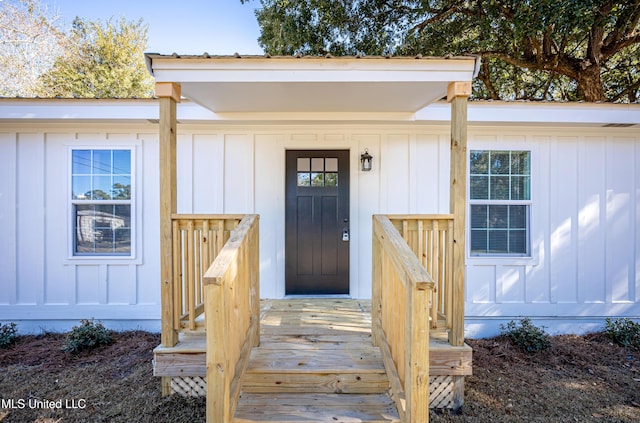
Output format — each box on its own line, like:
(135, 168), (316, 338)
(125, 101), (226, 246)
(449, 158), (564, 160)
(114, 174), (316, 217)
(203, 214), (260, 423)
(170, 215), (243, 331)
(372, 215), (434, 423)
(387, 215), (458, 339)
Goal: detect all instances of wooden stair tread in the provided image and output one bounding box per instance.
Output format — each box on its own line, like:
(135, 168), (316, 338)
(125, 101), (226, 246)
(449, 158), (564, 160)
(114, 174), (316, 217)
(246, 348), (385, 373)
(234, 393), (400, 422)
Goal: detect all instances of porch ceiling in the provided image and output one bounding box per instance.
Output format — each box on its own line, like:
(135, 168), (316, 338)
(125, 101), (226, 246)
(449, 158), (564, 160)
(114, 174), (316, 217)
(145, 54), (479, 113)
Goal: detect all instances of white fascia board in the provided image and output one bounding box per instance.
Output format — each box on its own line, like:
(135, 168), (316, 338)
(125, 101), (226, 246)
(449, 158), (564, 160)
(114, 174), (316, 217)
(148, 57), (477, 83)
(415, 101), (640, 126)
(0, 99), (157, 121)
(0, 99), (216, 122)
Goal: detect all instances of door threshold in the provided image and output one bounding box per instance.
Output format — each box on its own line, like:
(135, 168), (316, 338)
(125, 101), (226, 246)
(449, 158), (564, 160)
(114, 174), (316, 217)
(284, 294), (352, 299)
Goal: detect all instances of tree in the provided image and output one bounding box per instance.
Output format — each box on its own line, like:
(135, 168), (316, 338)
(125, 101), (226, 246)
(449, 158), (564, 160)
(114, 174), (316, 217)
(39, 17), (154, 98)
(243, 0), (640, 102)
(0, 0), (68, 97)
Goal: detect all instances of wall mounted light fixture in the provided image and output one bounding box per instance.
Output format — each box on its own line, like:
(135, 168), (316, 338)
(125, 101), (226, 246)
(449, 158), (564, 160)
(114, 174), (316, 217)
(360, 149), (373, 171)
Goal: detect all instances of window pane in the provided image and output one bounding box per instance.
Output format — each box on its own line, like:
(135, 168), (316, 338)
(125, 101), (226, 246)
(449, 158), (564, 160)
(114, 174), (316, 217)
(488, 230), (508, 253)
(325, 158), (338, 172)
(325, 173), (338, 186)
(489, 205), (508, 228)
(297, 158), (310, 172)
(92, 176), (112, 200)
(311, 172), (324, 186)
(311, 158), (324, 172)
(112, 176), (131, 199)
(297, 172), (310, 186)
(511, 151), (530, 175)
(511, 176), (530, 200)
(470, 176), (488, 199)
(490, 176), (510, 200)
(491, 151), (510, 174)
(470, 151), (488, 174)
(92, 150), (112, 175)
(72, 176), (91, 199)
(471, 205), (488, 229)
(113, 150), (131, 174)
(509, 205), (527, 229)
(509, 230), (527, 254)
(471, 229), (488, 253)
(72, 150), (91, 174)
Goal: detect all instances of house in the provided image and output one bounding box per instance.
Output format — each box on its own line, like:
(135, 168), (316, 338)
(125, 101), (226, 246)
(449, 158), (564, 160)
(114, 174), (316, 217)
(2, 54), (639, 420)
(0, 55), (639, 339)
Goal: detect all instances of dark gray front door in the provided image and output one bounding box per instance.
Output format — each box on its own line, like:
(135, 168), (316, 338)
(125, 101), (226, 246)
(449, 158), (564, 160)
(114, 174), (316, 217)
(285, 150), (350, 295)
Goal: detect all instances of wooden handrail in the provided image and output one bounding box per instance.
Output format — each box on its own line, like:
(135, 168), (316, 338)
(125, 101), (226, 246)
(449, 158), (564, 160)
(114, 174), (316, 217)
(203, 214), (260, 423)
(372, 215), (433, 423)
(169, 215), (242, 331)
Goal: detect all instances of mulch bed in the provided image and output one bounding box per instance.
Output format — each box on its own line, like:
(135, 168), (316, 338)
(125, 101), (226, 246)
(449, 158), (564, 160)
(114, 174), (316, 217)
(0, 330), (638, 422)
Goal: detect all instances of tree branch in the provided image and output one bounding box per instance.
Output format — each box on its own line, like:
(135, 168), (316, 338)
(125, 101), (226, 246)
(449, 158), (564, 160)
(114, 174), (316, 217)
(603, 33), (640, 60)
(479, 59), (500, 100)
(610, 78), (640, 102)
(602, 0), (640, 51)
(481, 50), (579, 79)
(411, 4), (459, 33)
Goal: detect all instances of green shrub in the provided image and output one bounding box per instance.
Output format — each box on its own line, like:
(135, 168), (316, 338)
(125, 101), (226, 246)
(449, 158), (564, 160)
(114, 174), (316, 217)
(500, 317), (551, 353)
(0, 322), (18, 348)
(62, 319), (113, 353)
(604, 318), (640, 349)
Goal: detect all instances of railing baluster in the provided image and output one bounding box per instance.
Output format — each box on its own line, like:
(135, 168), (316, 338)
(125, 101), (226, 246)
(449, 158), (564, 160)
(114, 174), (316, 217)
(431, 220), (439, 328)
(447, 218), (454, 331)
(172, 219), (182, 331)
(186, 219), (195, 330)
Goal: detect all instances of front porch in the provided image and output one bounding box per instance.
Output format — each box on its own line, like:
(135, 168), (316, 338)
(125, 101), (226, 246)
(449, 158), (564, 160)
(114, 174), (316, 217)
(153, 213), (472, 422)
(148, 55), (477, 422)
(154, 298), (472, 422)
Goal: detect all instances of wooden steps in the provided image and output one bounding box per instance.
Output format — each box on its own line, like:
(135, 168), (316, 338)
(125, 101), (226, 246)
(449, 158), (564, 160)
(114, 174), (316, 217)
(153, 299), (472, 419)
(241, 346), (389, 394)
(234, 299), (399, 422)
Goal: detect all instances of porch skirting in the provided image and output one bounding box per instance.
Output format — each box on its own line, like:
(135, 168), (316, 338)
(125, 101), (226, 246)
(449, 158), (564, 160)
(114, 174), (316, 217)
(170, 376), (206, 397)
(168, 375), (463, 410)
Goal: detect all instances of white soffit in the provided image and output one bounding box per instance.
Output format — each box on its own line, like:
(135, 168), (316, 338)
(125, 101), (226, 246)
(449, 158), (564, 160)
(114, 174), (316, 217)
(145, 54), (479, 113)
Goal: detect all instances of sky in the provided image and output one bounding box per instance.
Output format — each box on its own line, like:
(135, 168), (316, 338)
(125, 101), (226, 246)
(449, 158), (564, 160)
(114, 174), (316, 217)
(44, 0), (264, 55)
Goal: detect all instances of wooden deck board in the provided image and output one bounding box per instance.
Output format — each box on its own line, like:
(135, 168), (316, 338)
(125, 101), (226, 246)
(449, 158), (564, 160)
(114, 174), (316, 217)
(246, 348), (385, 373)
(235, 393), (400, 422)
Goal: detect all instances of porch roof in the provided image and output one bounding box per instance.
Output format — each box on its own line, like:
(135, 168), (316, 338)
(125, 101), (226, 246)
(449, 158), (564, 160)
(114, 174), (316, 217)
(144, 54), (480, 113)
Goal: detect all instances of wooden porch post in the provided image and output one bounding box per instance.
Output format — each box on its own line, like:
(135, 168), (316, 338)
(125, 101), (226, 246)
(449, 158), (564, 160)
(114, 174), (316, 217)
(157, 82), (181, 395)
(448, 81), (471, 347)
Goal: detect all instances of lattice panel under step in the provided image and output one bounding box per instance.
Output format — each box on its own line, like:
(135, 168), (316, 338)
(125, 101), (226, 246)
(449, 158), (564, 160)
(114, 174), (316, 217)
(171, 376), (206, 397)
(429, 375), (454, 409)
(170, 375), (461, 410)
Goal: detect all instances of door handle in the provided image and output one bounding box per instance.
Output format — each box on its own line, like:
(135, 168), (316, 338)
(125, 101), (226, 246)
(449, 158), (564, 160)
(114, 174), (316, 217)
(342, 227), (350, 242)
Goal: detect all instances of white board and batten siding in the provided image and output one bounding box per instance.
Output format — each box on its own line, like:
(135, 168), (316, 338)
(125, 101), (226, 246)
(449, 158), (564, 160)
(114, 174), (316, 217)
(174, 128), (452, 300)
(0, 128), (162, 333)
(465, 128), (640, 336)
(1, 103), (639, 337)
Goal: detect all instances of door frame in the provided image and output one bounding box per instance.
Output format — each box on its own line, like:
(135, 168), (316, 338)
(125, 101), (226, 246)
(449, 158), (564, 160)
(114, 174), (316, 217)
(284, 149), (351, 296)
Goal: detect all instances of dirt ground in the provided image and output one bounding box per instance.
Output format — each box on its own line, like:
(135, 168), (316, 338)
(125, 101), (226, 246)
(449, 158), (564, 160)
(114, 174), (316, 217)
(0, 330), (638, 422)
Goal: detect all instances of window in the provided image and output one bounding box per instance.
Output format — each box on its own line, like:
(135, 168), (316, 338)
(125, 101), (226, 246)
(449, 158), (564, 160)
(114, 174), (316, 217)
(71, 149), (132, 256)
(296, 157), (338, 187)
(470, 150), (530, 256)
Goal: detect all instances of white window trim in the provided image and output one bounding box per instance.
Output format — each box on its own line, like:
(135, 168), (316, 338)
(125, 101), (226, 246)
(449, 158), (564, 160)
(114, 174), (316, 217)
(466, 140), (540, 266)
(66, 145), (141, 264)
